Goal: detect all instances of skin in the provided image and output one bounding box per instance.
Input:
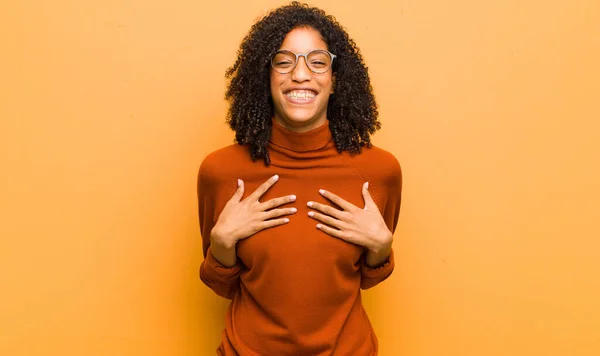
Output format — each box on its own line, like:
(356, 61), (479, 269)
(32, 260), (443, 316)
(210, 175), (295, 267)
(307, 182), (393, 267)
(210, 27), (392, 268)
(269, 26), (335, 133)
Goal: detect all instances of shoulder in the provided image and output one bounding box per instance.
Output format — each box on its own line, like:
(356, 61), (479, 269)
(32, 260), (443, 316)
(344, 144), (402, 183)
(198, 143), (252, 185)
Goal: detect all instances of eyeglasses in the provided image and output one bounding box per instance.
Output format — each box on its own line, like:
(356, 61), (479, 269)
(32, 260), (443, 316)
(271, 49), (336, 74)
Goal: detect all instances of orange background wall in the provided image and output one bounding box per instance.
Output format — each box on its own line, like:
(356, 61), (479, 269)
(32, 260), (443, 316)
(1, 0), (599, 355)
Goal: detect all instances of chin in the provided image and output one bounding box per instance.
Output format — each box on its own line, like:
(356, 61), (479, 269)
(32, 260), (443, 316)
(287, 116), (313, 123)
(284, 110), (320, 122)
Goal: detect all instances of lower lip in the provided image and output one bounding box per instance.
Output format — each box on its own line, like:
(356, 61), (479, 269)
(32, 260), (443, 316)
(284, 94), (317, 104)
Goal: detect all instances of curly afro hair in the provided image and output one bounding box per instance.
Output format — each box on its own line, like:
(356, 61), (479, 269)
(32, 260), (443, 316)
(225, 1), (381, 166)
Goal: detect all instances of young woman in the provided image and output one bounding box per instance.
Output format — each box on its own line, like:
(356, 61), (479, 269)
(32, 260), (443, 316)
(198, 2), (402, 354)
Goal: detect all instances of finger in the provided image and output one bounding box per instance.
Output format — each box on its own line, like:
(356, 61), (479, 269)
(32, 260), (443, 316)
(260, 194), (297, 211)
(308, 211), (343, 229)
(263, 207), (298, 220)
(362, 182), (377, 210)
(317, 224), (363, 246)
(315, 223), (348, 240)
(248, 174), (279, 202)
(259, 217), (290, 230)
(318, 189), (356, 212)
(306, 201), (345, 220)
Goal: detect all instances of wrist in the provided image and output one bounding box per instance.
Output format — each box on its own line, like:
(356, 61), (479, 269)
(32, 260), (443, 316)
(368, 230), (393, 254)
(211, 227), (237, 250)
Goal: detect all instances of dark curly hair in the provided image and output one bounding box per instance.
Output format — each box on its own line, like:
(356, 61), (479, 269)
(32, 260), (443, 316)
(225, 1), (381, 166)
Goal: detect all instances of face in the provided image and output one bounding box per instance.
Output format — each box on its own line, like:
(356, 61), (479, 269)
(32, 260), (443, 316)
(270, 26), (335, 133)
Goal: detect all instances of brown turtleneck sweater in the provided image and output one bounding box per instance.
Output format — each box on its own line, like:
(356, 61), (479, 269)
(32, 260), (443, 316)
(198, 118), (402, 355)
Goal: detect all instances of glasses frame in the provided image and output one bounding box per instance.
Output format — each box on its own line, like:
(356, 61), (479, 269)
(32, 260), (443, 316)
(271, 49), (337, 74)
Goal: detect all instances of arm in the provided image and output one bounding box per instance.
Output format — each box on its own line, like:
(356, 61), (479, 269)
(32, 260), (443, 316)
(360, 158), (402, 290)
(197, 161), (242, 300)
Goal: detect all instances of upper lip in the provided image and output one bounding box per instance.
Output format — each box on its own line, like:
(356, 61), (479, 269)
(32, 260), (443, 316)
(284, 87), (319, 94)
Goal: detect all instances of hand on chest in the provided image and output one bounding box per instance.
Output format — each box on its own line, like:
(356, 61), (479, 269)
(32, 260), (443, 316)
(235, 171), (375, 272)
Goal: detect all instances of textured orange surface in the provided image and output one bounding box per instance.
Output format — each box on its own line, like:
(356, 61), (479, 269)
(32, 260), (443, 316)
(1, 0), (599, 355)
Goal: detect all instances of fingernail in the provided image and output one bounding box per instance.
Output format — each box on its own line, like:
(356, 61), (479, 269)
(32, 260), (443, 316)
(290, 195), (296, 201)
(238, 179), (242, 187)
(291, 208), (297, 213)
(284, 218), (289, 223)
(319, 189), (325, 195)
(316, 224), (322, 229)
(307, 201), (313, 207)
(365, 182), (369, 189)
(308, 211), (314, 217)
(273, 174), (279, 181)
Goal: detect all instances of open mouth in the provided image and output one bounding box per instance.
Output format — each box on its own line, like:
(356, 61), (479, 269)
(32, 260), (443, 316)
(285, 89), (317, 102)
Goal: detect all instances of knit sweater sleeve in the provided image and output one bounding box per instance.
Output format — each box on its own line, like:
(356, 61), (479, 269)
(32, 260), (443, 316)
(360, 153), (402, 290)
(197, 157), (242, 300)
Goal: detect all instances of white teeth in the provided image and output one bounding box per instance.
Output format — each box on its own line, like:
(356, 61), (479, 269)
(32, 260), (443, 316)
(286, 90), (316, 99)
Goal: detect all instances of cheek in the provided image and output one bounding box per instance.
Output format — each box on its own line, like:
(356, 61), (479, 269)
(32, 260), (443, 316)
(270, 79), (286, 102)
(318, 76), (334, 93)
(270, 71), (285, 89)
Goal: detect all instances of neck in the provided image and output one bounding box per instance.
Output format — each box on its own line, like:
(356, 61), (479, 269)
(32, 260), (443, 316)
(273, 116), (328, 134)
(269, 117), (331, 152)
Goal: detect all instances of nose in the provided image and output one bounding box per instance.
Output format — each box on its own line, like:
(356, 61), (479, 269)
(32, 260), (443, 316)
(291, 55), (311, 81)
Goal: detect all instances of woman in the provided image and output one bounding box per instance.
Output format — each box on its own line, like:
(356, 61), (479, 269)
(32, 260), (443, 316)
(198, 2), (402, 355)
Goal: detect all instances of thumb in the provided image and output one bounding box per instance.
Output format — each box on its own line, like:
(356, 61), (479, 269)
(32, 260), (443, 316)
(362, 182), (376, 210)
(234, 179), (245, 201)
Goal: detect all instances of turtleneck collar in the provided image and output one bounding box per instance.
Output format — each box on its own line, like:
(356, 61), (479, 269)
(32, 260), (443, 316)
(269, 117), (332, 152)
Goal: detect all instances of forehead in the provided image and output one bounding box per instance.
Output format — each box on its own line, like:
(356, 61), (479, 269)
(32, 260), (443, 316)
(278, 26), (329, 52)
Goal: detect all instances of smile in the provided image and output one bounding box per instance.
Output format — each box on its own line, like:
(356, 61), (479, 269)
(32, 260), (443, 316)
(285, 89), (317, 103)
(286, 89), (317, 99)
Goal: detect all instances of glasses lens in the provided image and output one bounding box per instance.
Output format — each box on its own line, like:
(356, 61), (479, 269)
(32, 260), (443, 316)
(271, 50), (333, 73)
(307, 50), (332, 73)
(272, 51), (296, 73)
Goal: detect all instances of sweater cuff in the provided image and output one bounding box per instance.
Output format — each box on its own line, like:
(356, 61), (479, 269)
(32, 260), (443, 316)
(203, 245), (242, 277)
(361, 248), (395, 279)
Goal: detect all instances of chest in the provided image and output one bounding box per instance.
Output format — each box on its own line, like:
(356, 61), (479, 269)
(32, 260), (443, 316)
(222, 165), (378, 273)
